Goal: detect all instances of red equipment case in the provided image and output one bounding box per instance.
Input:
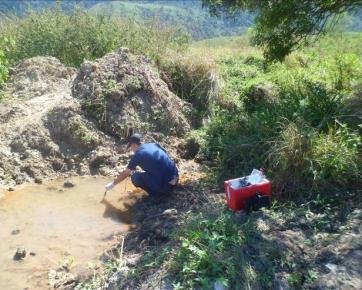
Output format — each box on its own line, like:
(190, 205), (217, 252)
(224, 177), (272, 211)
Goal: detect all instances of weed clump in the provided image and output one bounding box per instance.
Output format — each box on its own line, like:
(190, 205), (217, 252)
(172, 212), (264, 289)
(160, 50), (219, 127)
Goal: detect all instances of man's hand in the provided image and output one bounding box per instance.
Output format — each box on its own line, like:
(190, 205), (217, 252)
(105, 181), (115, 191)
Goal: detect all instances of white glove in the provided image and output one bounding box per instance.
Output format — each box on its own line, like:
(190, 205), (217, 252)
(105, 182), (115, 191)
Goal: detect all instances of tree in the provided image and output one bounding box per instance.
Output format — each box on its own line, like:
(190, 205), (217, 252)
(202, 0), (362, 60)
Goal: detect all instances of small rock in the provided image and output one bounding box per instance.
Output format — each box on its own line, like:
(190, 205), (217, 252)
(63, 181), (75, 188)
(325, 263), (338, 273)
(105, 272), (124, 290)
(274, 276), (290, 290)
(29, 252), (36, 256)
(162, 209), (178, 216)
(48, 269), (78, 289)
(13, 247), (26, 260)
(11, 229), (20, 235)
(124, 253), (142, 267)
(34, 177), (43, 184)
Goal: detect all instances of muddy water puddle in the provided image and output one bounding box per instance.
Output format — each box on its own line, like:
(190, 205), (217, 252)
(0, 176), (144, 290)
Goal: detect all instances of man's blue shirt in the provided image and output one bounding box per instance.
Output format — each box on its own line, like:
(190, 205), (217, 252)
(127, 143), (178, 187)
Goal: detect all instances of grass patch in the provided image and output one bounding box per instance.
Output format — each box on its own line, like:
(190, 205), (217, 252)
(159, 50), (219, 126)
(170, 208), (279, 289)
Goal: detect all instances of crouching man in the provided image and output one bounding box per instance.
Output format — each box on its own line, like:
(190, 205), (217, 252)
(105, 134), (179, 199)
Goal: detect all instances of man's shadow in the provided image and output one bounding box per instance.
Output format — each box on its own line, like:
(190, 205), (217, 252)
(100, 198), (132, 224)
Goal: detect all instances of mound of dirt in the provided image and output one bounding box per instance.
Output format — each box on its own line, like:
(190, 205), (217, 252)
(3, 57), (76, 99)
(0, 57), (122, 187)
(72, 48), (191, 138)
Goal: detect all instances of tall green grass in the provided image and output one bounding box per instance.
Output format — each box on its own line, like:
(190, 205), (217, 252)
(159, 50), (219, 127)
(0, 8), (189, 67)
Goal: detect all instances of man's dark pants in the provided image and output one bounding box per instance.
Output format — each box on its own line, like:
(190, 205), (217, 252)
(131, 172), (176, 198)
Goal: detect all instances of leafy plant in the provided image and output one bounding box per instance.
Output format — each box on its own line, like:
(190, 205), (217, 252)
(172, 212), (250, 288)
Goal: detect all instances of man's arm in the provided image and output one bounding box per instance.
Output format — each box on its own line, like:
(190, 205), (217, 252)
(105, 168), (131, 191)
(106, 153), (138, 191)
(114, 168), (131, 185)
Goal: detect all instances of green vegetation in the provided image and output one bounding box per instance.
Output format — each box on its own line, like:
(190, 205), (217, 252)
(0, 48), (8, 89)
(203, 0), (362, 60)
(168, 179), (358, 289)
(159, 50), (219, 126)
(0, 0), (254, 40)
(0, 8), (188, 67)
(197, 33), (361, 199)
(172, 212), (261, 289)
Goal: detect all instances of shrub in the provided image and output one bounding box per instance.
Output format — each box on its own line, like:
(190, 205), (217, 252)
(269, 121), (361, 199)
(268, 121), (315, 196)
(310, 125), (361, 188)
(173, 212), (242, 288)
(172, 209), (279, 289)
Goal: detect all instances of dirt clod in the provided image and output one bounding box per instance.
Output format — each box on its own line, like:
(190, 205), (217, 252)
(63, 181), (75, 188)
(11, 229), (20, 235)
(13, 247), (26, 260)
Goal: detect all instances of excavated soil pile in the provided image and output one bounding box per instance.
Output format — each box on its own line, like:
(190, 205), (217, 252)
(72, 47), (191, 138)
(0, 57), (120, 187)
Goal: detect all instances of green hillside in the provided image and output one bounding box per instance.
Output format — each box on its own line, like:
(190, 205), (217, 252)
(89, 1), (254, 39)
